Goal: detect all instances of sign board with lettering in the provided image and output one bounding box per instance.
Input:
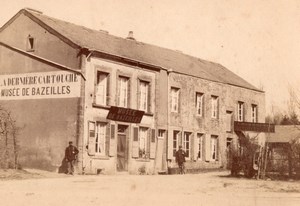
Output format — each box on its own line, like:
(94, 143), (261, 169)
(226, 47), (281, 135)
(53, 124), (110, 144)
(0, 71), (81, 100)
(234, 121), (275, 133)
(107, 106), (145, 123)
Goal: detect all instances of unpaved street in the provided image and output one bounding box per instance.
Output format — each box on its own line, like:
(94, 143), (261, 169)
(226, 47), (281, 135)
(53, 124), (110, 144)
(1, 171), (300, 206)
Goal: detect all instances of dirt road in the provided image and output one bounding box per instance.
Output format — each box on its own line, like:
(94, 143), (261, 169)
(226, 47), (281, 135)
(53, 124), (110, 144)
(0, 170), (299, 206)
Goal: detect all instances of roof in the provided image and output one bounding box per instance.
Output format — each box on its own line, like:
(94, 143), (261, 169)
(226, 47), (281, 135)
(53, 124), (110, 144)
(1, 9), (262, 92)
(267, 125), (300, 143)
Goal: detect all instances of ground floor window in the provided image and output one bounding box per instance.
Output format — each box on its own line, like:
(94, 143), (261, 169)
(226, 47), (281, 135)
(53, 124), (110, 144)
(197, 133), (204, 160)
(211, 135), (218, 161)
(183, 132), (191, 158)
(95, 122), (106, 155)
(139, 127), (149, 159)
(173, 131), (180, 157)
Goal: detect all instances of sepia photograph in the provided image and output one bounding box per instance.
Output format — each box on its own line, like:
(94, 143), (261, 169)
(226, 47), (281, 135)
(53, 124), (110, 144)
(0, 0), (300, 205)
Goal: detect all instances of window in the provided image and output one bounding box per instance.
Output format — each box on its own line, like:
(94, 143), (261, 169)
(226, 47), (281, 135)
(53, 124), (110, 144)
(27, 35), (35, 51)
(196, 92), (204, 116)
(237, 101), (244, 122)
(95, 122), (106, 155)
(171, 87), (180, 112)
(139, 127), (149, 159)
(211, 96), (219, 118)
(158, 129), (165, 139)
(251, 104), (257, 122)
(226, 111), (233, 132)
(95, 72), (108, 105)
(197, 133), (204, 160)
(118, 76), (129, 107)
(139, 80), (150, 112)
(211, 135), (218, 161)
(183, 132), (191, 158)
(173, 131), (180, 157)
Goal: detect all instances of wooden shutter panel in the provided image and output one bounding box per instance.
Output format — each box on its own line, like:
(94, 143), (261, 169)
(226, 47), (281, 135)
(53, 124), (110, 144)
(167, 130), (173, 159)
(193, 134), (198, 161)
(109, 124), (116, 157)
(150, 129), (156, 159)
(190, 133), (194, 161)
(132, 127), (139, 158)
(147, 83), (151, 113)
(137, 80), (141, 110)
(88, 121), (96, 156)
(127, 78), (131, 108)
(105, 123), (110, 156)
(216, 137), (219, 161)
(106, 74), (110, 106)
(205, 134), (211, 161)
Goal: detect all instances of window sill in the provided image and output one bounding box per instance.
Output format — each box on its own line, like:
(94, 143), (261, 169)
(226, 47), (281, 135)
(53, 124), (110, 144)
(135, 158), (151, 162)
(91, 155), (110, 160)
(92, 103), (110, 110)
(144, 112), (154, 116)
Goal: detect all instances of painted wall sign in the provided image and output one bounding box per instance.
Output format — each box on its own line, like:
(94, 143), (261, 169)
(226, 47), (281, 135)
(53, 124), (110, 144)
(107, 106), (145, 123)
(0, 71), (81, 100)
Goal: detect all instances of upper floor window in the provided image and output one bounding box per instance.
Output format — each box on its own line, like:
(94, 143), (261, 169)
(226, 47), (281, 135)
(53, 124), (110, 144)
(251, 104), (258, 122)
(27, 35), (35, 52)
(138, 80), (150, 112)
(226, 111), (233, 132)
(211, 96), (219, 119)
(171, 87), (180, 112)
(237, 101), (244, 122)
(118, 76), (129, 108)
(196, 92), (204, 116)
(95, 72), (109, 105)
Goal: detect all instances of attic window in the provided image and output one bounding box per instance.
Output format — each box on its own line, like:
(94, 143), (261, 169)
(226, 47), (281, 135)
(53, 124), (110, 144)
(27, 35), (35, 52)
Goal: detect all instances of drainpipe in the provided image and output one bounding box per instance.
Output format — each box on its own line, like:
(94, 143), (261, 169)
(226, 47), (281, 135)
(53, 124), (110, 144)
(164, 69), (173, 171)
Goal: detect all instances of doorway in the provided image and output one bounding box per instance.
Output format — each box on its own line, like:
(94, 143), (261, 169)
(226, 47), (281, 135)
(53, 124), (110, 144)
(117, 125), (128, 171)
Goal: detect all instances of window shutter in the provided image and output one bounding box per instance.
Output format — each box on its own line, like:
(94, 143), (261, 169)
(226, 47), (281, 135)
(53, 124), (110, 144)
(205, 134), (211, 161)
(167, 131), (173, 159)
(137, 80), (141, 110)
(88, 121), (96, 156)
(147, 83), (151, 113)
(106, 74), (110, 106)
(117, 78), (120, 106)
(193, 134), (198, 161)
(105, 123), (110, 156)
(127, 78), (131, 108)
(132, 127), (139, 158)
(147, 129), (151, 158)
(109, 124), (116, 157)
(150, 129), (156, 159)
(190, 133), (194, 161)
(216, 137), (219, 161)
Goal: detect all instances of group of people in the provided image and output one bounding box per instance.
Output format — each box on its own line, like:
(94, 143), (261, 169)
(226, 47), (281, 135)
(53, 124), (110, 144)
(64, 141), (187, 175)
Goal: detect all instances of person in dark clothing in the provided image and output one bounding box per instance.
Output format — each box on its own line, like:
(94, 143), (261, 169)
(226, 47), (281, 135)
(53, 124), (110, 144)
(65, 141), (79, 175)
(175, 145), (186, 174)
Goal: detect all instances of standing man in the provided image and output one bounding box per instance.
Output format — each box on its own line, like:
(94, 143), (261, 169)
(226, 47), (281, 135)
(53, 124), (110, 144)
(65, 141), (79, 175)
(175, 145), (186, 174)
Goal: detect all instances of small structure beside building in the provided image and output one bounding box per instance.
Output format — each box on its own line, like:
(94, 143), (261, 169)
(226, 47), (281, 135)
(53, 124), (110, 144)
(266, 125), (300, 177)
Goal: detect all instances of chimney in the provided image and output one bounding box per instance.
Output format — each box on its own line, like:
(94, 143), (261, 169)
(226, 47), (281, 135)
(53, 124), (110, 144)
(126, 31), (136, 40)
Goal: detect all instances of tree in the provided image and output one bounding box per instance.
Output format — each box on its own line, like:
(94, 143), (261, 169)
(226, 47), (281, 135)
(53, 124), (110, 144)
(0, 105), (20, 169)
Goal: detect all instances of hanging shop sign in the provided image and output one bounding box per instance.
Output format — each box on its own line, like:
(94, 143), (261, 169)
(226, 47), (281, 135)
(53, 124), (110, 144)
(107, 106), (145, 123)
(234, 121), (275, 133)
(0, 71), (81, 100)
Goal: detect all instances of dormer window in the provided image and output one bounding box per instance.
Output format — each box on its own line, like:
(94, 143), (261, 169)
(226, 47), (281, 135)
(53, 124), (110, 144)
(27, 35), (35, 52)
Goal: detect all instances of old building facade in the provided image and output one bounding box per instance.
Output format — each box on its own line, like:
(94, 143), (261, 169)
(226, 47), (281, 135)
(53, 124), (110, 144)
(0, 8), (267, 174)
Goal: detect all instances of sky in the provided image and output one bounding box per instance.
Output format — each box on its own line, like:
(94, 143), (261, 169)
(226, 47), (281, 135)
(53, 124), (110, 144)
(1, 0), (300, 115)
